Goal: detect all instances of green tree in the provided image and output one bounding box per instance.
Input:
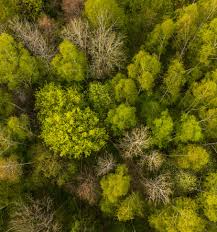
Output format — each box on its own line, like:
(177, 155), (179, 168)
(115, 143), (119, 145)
(152, 110), (174, 147)
(41, 107), (108, 159)
(176, 114), (203, 143)
(146, 18), (175, 58)
(149, 197), (206, 232)
(0, 89), (14, 118)
(100, 165), (130, 204)
(198, 18), (217, 65)
(35, 83), (83, 122)
(0, 33), (39, 90)
(199, 172), (217, 222)
(88, 82), (114, 115)
(175, 3), (199, 56)
(31, 144), (77, 186)
(163, 59), (186, 102)
(16, 0), (44, 20)
(84, 0), (125, 27)
(175, 171), (197, 193)
(7, 114), (32, 141)
(174, 144), (209, 171)
(128, 50), (161, 92)
(116, 192), (144, 221)
(112, 74), (138, 105)
(51, 40), (87, 82)
(106, 104), (137, 134)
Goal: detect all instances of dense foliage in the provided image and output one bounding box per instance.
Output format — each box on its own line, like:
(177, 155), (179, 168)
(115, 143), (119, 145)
(0, 0), (217, 231)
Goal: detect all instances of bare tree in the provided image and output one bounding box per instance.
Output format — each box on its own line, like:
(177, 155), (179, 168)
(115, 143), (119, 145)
(119, 126), (152, 159)
(8, 197), (62, 232)
(65, 170), (100, 205)
(62, 0), (84, 20)
(96, 152), (116, 176)
(141, 151), (165, 172)
(89, 15), (126, 78)
(8, 17), (54, 61)
(141, 174), (172, 205)
(61, 14), (126, 79)
(61, 18), (90, 53)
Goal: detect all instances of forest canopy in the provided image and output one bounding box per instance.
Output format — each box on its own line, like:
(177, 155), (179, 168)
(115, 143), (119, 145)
(0, 0), (217, 231)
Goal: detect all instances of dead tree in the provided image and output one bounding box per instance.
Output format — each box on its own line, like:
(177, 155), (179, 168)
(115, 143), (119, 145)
(9, 197), (62, 232)
(119, 126), (152, 159)
(96, 152), (116, 176)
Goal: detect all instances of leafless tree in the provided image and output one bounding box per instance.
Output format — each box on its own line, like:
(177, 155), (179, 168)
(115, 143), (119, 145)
(96, 152), (116, 176)
(141, 174), (172, 205)
(89, 15), (126, 78)
(8, 17), (54, 61)
(119, 126), (152, 159)
(8, 197), (62, 232)
(61, 14), (126, 79)
(65, 170), (100, 205)
(62, 0), (84, 20)
(141, 151), (165, 172)
(62, 18), (90, 53)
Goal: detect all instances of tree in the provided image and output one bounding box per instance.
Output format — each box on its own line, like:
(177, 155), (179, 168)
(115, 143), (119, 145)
(62, 18), (90, 52)
(116, 192), (144, 221)
(7, 114), (32, 141)
(176, 114), (203, 143)
(84, 0), (125, 27)
(61, 0), (83, 20)
(15, 0), (44, 20)
(100, 165), (130, 204)
(199, 172), (217, 222)
(35, 83), (83, 122)
(198, 18), (217, 65)
(88, 82), (114, 116)
(175, 171), (197, 193)
(106, 104), (137, 135)
(112, 75), (138, 105)
(51, 40), (87, 82)
(199, 108), (217, 139)
(0, 89), (14, 118)
(8, 17), (53, 61)
(143, 151), (165, 172)
(163, 59), (186, 102)
(0, 33), (40, 90)
(146, 18), (175, 59)
(119, 126), (151, 159)
(174, 144), (209, 171)
(9, 197), (62, 232)
(41, 107), (108, 158)
(175, 3), (199, 57)
(31, 144), (77, 186)
(128, 50), (161, 92)
(149, 197), (206, 232)
(89, 17), (126, 78)
(0, 156), (22, 182)
(142, 174), (172, 205)
(96, 153), (116, 177)
(152, 110), (174, 148)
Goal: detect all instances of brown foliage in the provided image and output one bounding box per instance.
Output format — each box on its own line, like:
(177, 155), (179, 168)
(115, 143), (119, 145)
(65, 170), (100, 205)
(62, 0), (84, 20)
(9, 197), (62, 232)
(38, 15), (56, 35)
